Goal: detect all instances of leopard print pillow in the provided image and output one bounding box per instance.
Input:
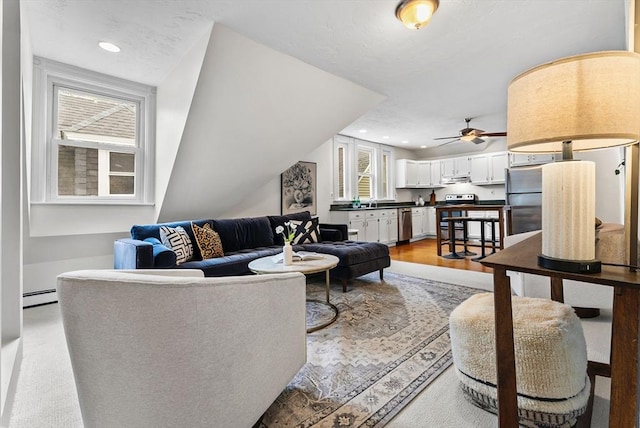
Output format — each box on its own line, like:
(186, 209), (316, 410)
(191, 222), (224, 259)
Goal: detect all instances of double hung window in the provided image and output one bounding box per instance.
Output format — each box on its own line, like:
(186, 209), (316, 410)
(33, 58), (155, 204)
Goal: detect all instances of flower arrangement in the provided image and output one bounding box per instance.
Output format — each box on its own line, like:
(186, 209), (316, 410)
(275, 222), (296, 243)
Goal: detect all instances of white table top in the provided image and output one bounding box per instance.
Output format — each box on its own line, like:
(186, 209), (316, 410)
(248, 253), (339, 275)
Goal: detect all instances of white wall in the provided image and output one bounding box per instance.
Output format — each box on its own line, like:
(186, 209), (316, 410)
(220, 139), (334, 222)
(2, 0), (23, 423)
(576, 147), (625, 224)
(159, 24), (384, 221)
(154, 24), (211, 220)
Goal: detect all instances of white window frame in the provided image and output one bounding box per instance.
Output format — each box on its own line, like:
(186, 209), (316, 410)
(332, 135), (395, 203)
(32, 57), (156, 204)
(333, 135), (352, 201)
(356, 143), (376, 200)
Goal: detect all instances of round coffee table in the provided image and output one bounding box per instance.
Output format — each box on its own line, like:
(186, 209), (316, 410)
(248, 253), (339, 333)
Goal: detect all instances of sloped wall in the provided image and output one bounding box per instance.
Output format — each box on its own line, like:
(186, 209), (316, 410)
(159, 24), (384, 221)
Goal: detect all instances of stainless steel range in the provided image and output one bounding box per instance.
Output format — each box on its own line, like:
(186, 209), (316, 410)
(444, 193), (477, 204)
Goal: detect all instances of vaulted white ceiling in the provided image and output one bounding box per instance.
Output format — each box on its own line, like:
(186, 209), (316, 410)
(23, 0), (628, 149)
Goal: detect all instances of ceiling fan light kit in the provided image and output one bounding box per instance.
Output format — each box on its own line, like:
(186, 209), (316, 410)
(395, 0), (439, 30)
(434, 117), (507, 146)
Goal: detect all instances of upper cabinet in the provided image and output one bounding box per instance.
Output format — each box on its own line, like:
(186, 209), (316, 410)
(397, 152), (506, 188)
(509, 153), (556, 167)
(441, 156), (471, 179)
(396, 160), (444, 188)
(470, 152), (507, 185)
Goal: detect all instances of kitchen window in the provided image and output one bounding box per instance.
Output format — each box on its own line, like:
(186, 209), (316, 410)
(332, 135), (394, 202)
(32, 57), (155, 204)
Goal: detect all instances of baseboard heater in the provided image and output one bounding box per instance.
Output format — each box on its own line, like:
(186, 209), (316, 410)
(23, 289), (57, 308)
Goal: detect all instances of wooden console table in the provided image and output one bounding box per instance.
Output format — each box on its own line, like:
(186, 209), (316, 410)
(435, 204), (506, 256)
(481, 232), (640, 427)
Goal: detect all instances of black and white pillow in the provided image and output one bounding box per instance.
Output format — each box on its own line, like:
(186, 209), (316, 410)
(159, 226), (194, 265)
(290, 218), (321, 244)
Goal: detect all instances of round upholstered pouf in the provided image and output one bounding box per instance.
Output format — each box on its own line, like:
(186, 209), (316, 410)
(449, 293), (590, 428)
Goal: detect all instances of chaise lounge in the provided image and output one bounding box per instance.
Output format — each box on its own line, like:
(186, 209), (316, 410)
(114, 211), (391, 291)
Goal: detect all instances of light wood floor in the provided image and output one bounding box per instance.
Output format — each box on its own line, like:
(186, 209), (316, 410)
(388, 238), (494, 273)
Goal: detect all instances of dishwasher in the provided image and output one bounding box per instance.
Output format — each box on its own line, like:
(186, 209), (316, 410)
(398, 208), (412, 242)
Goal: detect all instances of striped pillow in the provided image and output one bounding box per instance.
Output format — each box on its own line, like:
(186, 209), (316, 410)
(159, 225), (193, 265)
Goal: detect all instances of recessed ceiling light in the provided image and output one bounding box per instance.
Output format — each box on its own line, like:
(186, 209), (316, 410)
(98, 41), (120, 53)
(383, 136), (389, 139)
(359, 129), (367, 133)
(402, 140), (409, 144)
(420, 145), (427, 148)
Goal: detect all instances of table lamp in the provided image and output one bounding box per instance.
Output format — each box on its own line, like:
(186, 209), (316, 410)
(507, 51), (640, 274)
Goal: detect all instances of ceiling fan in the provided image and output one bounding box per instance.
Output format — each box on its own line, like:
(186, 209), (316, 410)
(434, 118), (507, 146)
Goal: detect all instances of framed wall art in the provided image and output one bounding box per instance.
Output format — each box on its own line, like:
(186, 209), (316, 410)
(281, 161), (317, 216)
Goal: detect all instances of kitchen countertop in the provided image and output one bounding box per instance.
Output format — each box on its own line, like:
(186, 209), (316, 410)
(330, 200), (506, 211)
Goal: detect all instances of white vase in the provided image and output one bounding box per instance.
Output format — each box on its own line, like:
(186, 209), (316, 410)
(283, 241), (293, 266)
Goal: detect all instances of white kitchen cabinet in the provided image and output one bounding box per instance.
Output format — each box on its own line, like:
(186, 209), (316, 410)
(509, 153), (556, 167)
(425, 207), (436, 236)
(441, 156), (471, 180)
(378, 209), (398, 244)
(411, 207), (426, 238)
(466, 211), (485, 239)
(489, 152), (507, 183)
(469, 152), (507, 185)
(416, 161), (431, 187)
(430, 160), (442, 187)
(469, 155), (490, 184)
(396, 159), (418, 187)
(397, 159), (444, 188)
(331, 210), (379, 243)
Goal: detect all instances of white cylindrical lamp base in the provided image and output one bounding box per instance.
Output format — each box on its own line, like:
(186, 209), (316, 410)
(541, 161), (596, 261)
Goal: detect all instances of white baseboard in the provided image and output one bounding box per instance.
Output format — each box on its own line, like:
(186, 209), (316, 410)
(23, 290), (57, 308)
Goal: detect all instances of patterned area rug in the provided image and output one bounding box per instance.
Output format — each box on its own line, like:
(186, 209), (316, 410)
(260, 271), (483, 428)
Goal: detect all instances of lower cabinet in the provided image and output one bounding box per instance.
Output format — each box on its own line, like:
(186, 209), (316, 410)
(411, 207), (426, 238)
(378, 209), (398, 244)
(425, 207), (436, 236)
(331, 210), (381, 243)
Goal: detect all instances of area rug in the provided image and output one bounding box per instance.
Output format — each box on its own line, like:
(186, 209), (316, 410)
(260, 271), (484, 428)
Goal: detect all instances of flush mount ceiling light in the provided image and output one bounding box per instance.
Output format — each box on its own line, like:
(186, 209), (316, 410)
(98, 41), (120, 53)
(395, 0), (439, 30)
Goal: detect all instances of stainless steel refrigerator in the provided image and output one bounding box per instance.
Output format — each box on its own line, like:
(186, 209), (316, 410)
(505, 166), (542, 235)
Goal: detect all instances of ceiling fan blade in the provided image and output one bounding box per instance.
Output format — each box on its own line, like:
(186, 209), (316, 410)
(478, 132), (507, 137)
(437, 138), (461, 147)
(471, 137), (486, 144)
(433, 135), (461, 140)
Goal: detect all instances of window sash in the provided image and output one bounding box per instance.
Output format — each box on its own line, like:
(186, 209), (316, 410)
(33, 56), (155, 204)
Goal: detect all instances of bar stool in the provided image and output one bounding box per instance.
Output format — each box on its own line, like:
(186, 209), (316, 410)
(442, 218), (464, 259)
(471, 218), (488, 262)
(442, 217), (476, 259)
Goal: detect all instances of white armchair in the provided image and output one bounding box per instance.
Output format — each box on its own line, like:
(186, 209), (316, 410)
(57, 269), (307, 428)
(504, 223), (631, 311)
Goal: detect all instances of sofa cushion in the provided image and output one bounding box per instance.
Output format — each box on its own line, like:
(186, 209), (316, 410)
(159, 226), (194, 265)
(131, 219), (213, 261)
(143, 237), (177, 268)
(192, 222), (224, 259)
(268, 211), (312, 245)
(299, 241), (389, 266)
(290, 218), (321, 244)
(211, 217), (274, 253)
(181, 246), (282, 276)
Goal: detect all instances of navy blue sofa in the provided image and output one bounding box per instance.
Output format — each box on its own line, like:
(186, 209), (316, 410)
(114, 211), (390, 292)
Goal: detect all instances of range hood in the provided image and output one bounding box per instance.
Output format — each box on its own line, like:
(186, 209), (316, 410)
(441, 175), (471, 184)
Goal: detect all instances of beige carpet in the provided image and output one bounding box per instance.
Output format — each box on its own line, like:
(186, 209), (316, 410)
(8, 261), (612, 427)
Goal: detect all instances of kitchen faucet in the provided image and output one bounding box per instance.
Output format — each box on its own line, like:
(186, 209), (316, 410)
(368, 199), (377, 208)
